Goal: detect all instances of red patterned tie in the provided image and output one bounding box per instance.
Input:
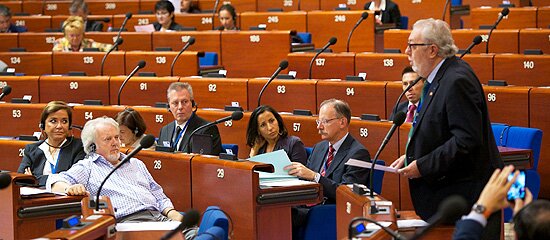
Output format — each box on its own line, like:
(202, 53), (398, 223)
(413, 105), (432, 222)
(321, 145), (335, 177)
(406, 104), (417, 123)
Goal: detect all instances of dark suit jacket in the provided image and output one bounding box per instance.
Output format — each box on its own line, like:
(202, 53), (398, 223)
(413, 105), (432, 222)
(364, 0), (402, 29)
(157, 114), (222, 155)
(86, 20), (104, 32)
(308, 134), (370, 203)
(257, 135), (308, 165)
(453, 219), (484, 240)
(153, 21), (185, 31)
(17, 137), (85, 186)
(389, 101), (408, 121)
(406, 56), (503, 220)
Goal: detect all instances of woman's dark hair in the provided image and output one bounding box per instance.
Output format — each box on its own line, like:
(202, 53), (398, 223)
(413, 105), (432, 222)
(115, 108), (147, 138)
(155, 0), (175, 21)
(40, 101), (72, 129)
(246, 105), (288, 147)
(218, 4), (236, 21)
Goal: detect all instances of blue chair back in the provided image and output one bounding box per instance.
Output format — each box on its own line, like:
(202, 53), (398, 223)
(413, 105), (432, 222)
(197, 206), (229, 240)
(491, 124), (542, 170)
(305, 147), (313, 159)
(400, 16), (408, 29)
(303, 204), (336, 240)
(199, 52), (218, 67)
(221, 144), (238, 156)
(451, 0), (462, 6)
(195, 226), (226, 240)
(297, 32), (312, 43)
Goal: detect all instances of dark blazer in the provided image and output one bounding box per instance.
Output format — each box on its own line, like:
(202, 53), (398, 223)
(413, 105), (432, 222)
(307, 134), (370, 203)
(364, 0), (402, 29)
(257, 135), (308, 165)
(7, 23), (27, 33)
(389, 101), (408, 121)
(157, 114), (222, 155)
(153, 21), (185, 31)
(406, 56), (503, 220)
(86, 20), (104, 32)
(17, 137), (85, 186)
(453, 219), (484, 240)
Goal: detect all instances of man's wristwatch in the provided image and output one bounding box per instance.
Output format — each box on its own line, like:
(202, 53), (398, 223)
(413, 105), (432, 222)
(472, 203), (491, 218)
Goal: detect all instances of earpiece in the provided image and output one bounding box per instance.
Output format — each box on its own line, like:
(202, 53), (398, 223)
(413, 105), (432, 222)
(89, 143), (96, 153)
(191, 100), (196, 108)
(39, 122), (45, 130)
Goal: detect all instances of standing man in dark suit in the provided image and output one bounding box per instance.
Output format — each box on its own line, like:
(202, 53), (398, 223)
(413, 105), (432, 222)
(157, 82), (222, 155)
(389, 18), (503, 239)
(389, 66), (424, 122)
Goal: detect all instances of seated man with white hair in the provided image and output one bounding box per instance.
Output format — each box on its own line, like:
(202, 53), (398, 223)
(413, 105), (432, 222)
(46, 116), (184, 223)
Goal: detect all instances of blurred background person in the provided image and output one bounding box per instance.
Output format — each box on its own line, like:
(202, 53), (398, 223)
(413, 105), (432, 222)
(115, 108), (152, 149)
(363, 0), (402, 29)
(390, 66), (424, 122)
(17, 101), (85, 186)
(53, 16), (112, 52)
(218, 4), (237, 31)
(0, 4), (27, 33)
(247, 105), (308, 165)
(69, 0), (104, 31)
(180, 0), (200, 14)
(154, 0), (184, 31)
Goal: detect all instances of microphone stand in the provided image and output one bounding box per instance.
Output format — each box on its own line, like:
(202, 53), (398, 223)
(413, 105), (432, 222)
(346, 12), (368, 52)
(211, 0), (220, 30)
(118, 61), (145, 105)
(170, 37), (195, 76)
(308, 37), (336, 79)
(257, 60), (288, 107)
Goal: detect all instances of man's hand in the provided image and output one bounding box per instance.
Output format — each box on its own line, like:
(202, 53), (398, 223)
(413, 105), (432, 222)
(511, 188), (533, 216)
(166, 209), (184, 222)
(65, 184), (89, 196)
(390, 155), (406, 169)
(284, 162), (316, 181)
(476, 165), (517, 215)
(397, 160), (421, 179)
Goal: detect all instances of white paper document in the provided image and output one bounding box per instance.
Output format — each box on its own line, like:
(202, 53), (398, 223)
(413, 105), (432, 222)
(116, 221), (181, 231)
(250, 150), (296, 180)
(134, 24), (155, 32)
(345, 159), (399, 173)
(365, 221), (392, 230)
(396, 219), (429, 229)
(260, 178), (316, 187)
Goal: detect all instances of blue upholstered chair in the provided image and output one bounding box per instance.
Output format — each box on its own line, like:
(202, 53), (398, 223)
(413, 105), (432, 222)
(197, 206), (229, 240)
(400, 16), (408, 29)
(297, 32), (312, 43)
(194, 226), (226, 240)
(199, 52), (218, 67)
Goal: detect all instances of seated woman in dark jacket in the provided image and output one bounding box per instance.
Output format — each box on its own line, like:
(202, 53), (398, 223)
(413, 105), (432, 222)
(17, 101), (85, 186)
(247, 105), (308, 165)
(153, 0), (184, 31)
(364, 0), (402, 29)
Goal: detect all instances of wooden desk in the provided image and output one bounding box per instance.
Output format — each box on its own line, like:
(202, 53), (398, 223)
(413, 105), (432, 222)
(279, 114), (322, 148)
(307, 10), (375, 52)
(131, 106), (174, 140)
(483, 85), (531, 127)
(470, 7), (538, 29)
(320, 0), (369, 10)
(452, 29), (519, 54)
(11, 15), (51, 32)
(18, 32), (63, 52)
(87, 0), (140, 15)
(519, 28), (550, 54)
(109, 76), (179, 106)
(195, 0), (256, 12)
(493, 54), (550, 86)
(152, 31), (221, 59)
(71, 105), (126, 137)
(112, 14), (156, 32)
(0, 103), (45, 137)
(39, 76), (110, 104)
(0, 52), (53, 75)
(257, 0), (320, 11)
(396, 0), (450, 27)
(529, 87), (550, 199)
(51, 15), (112, 32)
(22, 1), (70, 15)
(384, 81), (404, 120)
(0, 173), (83, 239)
(85, 32), (153, 51)
(240, 11), (307, 32)
(461, 54), (494, 84)
(0, 33), (18, 52)
(397, 210), (455, 240)
(52, 52), (125, 76)
(382, 29), (409, 54)
(462, 0), (530, 8)
(287, 52), (355, 79)
(221, 31), (291, 78)
(191, 155), (323, 239)
(247, 78), (318, 113)
(174, 13), (224, 31)
(355, 53), (409, 81)
(1, 1), (22, 14)
(0, 76), (40, 103)
(316, 80), (387, 118)
(179, 77), (249, 110)
(498, 146), (533, 169)
(0, 139), (32, 172)
(538, 6), (550, 28)
(124, 51), (200, 77)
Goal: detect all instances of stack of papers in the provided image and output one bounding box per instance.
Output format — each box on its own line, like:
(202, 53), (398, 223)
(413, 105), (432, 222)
(250, 150), (297, 182)
(20, 187), (58, 198)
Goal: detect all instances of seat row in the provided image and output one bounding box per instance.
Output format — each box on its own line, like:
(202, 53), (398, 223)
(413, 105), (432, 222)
(469, 6), (550, 29)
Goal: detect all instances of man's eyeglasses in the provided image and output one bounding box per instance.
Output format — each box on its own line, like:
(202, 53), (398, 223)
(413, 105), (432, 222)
(316, 118), (340, 126)
(407, 43), (432, 49)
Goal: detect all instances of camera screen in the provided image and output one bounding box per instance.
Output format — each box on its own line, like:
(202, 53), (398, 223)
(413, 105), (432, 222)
(507, 170), (526, 201)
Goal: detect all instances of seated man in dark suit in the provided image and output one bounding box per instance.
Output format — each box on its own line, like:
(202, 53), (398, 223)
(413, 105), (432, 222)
(157, 82), (222, 155)
(285, 99), (371, 226)
(0, 5), (27, 33)
(389, 66), (424, 122)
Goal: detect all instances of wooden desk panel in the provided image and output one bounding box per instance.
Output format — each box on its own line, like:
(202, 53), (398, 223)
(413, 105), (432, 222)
(21, 1), (70, 15)
(124, 51), (199, 77)
(0, 52), (52, 76)
(470, 7), (538, 29)
(85, 32), (153, 51)
(532, 0), (550, 6)
(519, 29), (550, 54)
(11, 16), (51, 32)
(0, 76), (39, 103)
(0, 139), (31, 172)
(1, 1), (22, 14)
(179, 77), (249, 110)
(280, 115), (321, 148)
(174, 13), (223, 31)
(221, 31), (291, 78)
(0, 33), (18, 52)
(529, 88), (550, 199)
(0, 103), (46, 137)
(385, 81), (404, 120)
(195, 0), (257, 12)
(461, 54), (494, 84)
(257, 0), (320, 11)
(87, 0), (140, 15)
(39, 76), (110, 104)
(307, 10), (375, 52)
(109, 76), (179, 106)
(452, 29), (519, 54)
(462, 0), (530, 8)
(131, 106), (174, 139)
(317, 80), (387, 118)
(493, 54), (550, 86)
(288, 52), (355, 79)
(483, 86), (530, 127)
(18, 32), (63, 52)
(112, 14), (157, 32)
(71, 105), (126, 137)
(383, 29), (410, 53)
(196, 109), (251, 159)
(355, 53), (409, 81)
(320, 0), (369, 10)
(394, 0), (450, 27)
(247, 79), (317, 113)
(52, 52), (125, 76)
(538, 6), (550, 28)
(51, 15), (112, 32)
(240, 11), (307, 32)
(152, 31), (221, 59)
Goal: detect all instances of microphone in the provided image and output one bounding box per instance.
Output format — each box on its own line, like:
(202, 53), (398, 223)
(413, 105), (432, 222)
(348, 217), (405, 240)
(170, 37), (196, 76)
(410, 195), (469, 240)
(161, 209), (200, 240)
(94, 135), (155, 211)
(486, 7), (509, 54)
(185, 111), (244, 154)
(212, 0), (220, 30)
(0, 173), (11, 190)
(459, 35), (482, 58)
(442, 0), (451, 21)
(117, 60), (146, 105)
(115, 12), (132, 43)
(346, 12), (369, 52)
(308, 37), (337, 79)
(100, 38), (123, 76)
(0, 85), (12, 101)
(257, 60), (289, 107)
(368, 111), (406, 213)
(390, 75), (423, 118)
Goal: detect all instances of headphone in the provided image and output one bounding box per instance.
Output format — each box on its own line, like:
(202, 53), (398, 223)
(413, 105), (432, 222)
(124, 108), (140, 135)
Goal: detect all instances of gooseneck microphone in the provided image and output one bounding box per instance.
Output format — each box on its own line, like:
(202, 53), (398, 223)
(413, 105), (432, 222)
(486, 7), (509, 54)
(308, 37), (337, 79)
(0, 85), (12, 101)
(185, 111), (244, 154)
(100, 38), (123, 76)
(460, 35), (483, 58)
(170, 37), (196, 77)
(348, 217), (405, 240)
(442, 0), (451, 21)
(391, 75), (423, 118)
(115, 12), (133, 43)
(0, 173), (11, 190)
(346, 12), (369, 52)
(211, 0), (221, 30)
(117, 60), (146, 105)
(368, 111), (406, 213)
(94, 135), (155, 211)
(410, 195), (469, 240)
(257, 60), (289, 107)
(161, 209), (200, 240)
